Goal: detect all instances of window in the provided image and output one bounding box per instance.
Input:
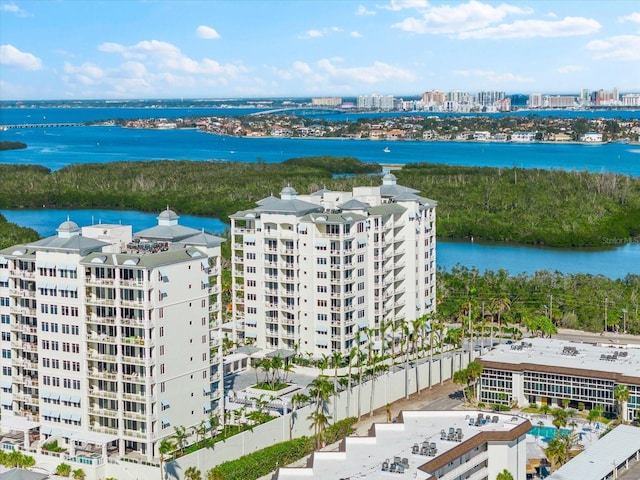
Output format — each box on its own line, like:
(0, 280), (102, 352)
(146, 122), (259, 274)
(160, 345), (165, 355)
(317, 286), (327, 293)
(317, 258), (327, 265)
(247, 280), (256, 287)
(159, 326), (164, 337)
(317, 300), (327, 307)
(317, 271), (327, 279)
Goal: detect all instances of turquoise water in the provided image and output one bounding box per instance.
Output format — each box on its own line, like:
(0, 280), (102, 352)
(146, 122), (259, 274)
(529, 426), (571, 439)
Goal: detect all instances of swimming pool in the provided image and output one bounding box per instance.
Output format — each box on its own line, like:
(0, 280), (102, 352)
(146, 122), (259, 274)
(529, 426), (571, 439)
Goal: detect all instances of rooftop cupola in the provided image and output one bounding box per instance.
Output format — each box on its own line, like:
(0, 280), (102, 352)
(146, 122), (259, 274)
(382, 172), (397, 185)
(280, 185), (298, 200)
(157, 206), (179, 226)
(56, 218), (80, 239)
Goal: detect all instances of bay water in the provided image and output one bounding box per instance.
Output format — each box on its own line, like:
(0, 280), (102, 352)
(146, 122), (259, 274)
(1, 105), (639, 277)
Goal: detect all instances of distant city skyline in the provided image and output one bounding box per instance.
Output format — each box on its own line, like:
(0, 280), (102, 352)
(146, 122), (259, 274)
(0, 0), (639, 101)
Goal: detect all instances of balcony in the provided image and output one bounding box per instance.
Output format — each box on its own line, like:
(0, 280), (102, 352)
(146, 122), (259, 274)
(119, 279), (146, 288)
(122, 373), (147, 385)
(13, 270), (35, 280)
(87, 370), (117, 381)
(87, 315), (116, 325)
(120, 299), (145, 309)
(89, 407), (118, 418)
(90, 425), (118, 436)
(123, 410), (147, 422)
(123, 429), (147, 440)
(122, 392), (146, 402)
(88, 389), (117, 399)
(86, 334), (117, 345)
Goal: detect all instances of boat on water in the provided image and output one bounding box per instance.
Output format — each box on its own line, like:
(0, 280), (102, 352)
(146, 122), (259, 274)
(383, 147), (390, 153)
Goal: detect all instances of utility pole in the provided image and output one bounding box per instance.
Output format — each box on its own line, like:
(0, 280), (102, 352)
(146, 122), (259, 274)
(549, 295), (553, 323)
(604, 297), (608, 333)
(622, 308), (628, 334)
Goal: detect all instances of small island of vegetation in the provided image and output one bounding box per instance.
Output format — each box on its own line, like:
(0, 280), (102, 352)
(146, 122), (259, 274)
(0, 157), (638, 248)
(0, 141), (27, 151)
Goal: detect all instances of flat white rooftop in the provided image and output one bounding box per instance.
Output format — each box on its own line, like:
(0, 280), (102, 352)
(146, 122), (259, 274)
(547, 424), (640, 480)
(275, 410), (531, 480)
(480, 338), (640, 381)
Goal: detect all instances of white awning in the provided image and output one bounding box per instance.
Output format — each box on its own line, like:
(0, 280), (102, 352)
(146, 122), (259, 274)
(316, 338), (328, 346)
(49, 392), (60, 401)
(201, 259), (209, 269)
(203, 404), (212, 413)
(65, 285), (78, 292)
(60, 393), (71, 402)
(60, 412), (72, 420)
(0, 379), (12, 389)
(203, 386), (212, 395)
(41, 427), (52, 435)
(1, 399), (12, 407)
(69, 395), (81, 403)
(69, 430), (118, 445)
(316, 325), (328, 333)
(1, 416), (39, 431)
(0, 272), (8, 281)
(314, 240), (328, 247)
(358, 239), (367, 247)
(0, 257), (8, 265)
(161, 400), (170, 408)
(298, 224), (308, 233)
(70, 414), (81, 422)
(243, 236), (255, 243)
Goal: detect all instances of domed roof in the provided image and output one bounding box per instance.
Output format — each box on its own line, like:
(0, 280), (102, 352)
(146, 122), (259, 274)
(57, 220), (80, 232)
(158, 208), (179, 221)
(280, 186), (297, 196)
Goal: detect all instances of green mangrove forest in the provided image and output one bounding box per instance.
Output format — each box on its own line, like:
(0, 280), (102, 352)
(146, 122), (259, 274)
(0, 157), (638, 248)
(0, 141), (27, 151)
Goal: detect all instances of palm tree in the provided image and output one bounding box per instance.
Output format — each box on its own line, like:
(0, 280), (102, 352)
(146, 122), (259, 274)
(411, 316), (425, 395)
(289, 391), (310, 438)
(158, 437), (176, 480)
(496, 469), (514, 480)
(173, 425), (188, 455)
(192, 420), (207, 447)
(307, 410), (332, 449)
(185, 466), (202, 480)
(427, 315), (434, 388)
(346, 345), (358, 418)
(551, 408), (568, 430)
(379, 319), (389, 361)
(453, 368), (469, 403)
(614, 384), (631, 423)
(56, 463), (72, 478)
(72, 468), (86, 480)
(331, 351), (343, 422)
(357, 350), (366, 419)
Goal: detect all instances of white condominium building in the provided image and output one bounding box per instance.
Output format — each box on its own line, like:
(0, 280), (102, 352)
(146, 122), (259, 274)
(0, 209), (224, 462)
(229, 173), (437, 357)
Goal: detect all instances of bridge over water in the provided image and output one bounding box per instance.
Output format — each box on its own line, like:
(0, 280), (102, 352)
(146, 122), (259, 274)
(1, 123), (83, 130)
(248, 106), (344, 116)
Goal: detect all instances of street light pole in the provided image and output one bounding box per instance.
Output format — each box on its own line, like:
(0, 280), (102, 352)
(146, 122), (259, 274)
(622, 308), (628, 334)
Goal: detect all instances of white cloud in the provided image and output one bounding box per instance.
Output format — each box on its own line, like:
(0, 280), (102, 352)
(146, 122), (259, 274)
(351, 31), (363, 38)
(453, 69), (533, 83)
(316, 58), (416, 84)
(459, 16), (601, 39)
(619, 12), (640, 24)
(384, 0), (429, 11)
(298, 29), (325, 39)
(557, 64), (586, 74)
(0, 44), (42, 70)
(196, 25), (221, 40)
(392, 1), (531, 35)
(587, 35), (640, 61)
(0, 3), (29, 16)
(356, 5), (376, 15)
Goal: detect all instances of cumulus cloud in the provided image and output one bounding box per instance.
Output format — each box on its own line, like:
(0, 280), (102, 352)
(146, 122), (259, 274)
(351, 31), (363, 38)
(458, 16), (601, 39)
(0, 44), (42, 70)
(298, 27), (343, 39)
(392, 1), (531, 35)
(0, 3), (29, 16)
(587, 35), (640, 61)
(619, 12), (640, 24)
(196, 25), (221, 39)
(315, 58), (416, 84)
(557, 64), (586, 74)
(453, 69), (533, 83)
(384, 0), (429, 11)
(356, 5), (376, 15)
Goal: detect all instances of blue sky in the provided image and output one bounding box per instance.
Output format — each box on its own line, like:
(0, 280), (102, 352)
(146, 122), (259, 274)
(1, 0), (639, 100)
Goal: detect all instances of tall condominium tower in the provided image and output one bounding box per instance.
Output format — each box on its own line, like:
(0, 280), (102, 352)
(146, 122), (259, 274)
(229, 174), (436, 357)
(0, 209), (224, 462)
